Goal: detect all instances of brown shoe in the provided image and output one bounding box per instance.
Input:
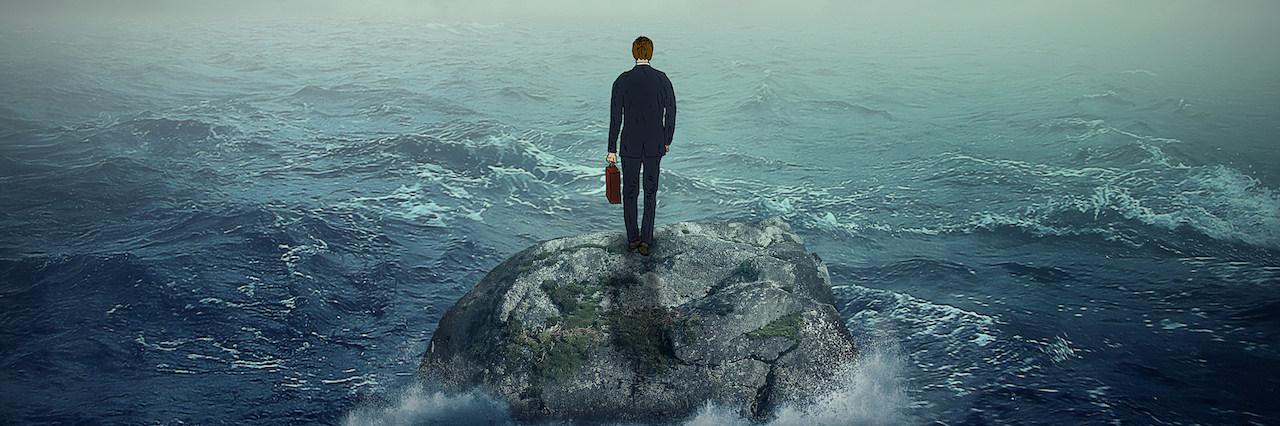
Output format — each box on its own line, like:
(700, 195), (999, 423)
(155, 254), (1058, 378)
(629, 240), (641, 250)
(638, 242), (650, 256)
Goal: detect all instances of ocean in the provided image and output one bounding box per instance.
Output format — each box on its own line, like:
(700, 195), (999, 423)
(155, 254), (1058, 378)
(1, 5), (1278, 425)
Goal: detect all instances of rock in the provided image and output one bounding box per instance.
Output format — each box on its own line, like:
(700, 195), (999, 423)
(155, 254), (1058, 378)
(417, 217), (857, 421)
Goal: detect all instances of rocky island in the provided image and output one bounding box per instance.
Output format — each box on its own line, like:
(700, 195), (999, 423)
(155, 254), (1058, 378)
(417, 217), (858, 421)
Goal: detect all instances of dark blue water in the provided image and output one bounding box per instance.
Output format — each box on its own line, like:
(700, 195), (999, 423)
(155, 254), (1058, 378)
(2, 8), (1278, 425)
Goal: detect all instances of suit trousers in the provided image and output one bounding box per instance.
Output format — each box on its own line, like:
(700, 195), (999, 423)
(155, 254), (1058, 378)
(622, 156), (661, 245)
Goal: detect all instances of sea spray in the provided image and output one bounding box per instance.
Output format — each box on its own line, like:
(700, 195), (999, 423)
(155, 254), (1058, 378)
(341, 385), (513, 426)
(681, 341), (907, 426)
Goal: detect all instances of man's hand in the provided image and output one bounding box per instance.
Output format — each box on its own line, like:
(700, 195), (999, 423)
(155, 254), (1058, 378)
(606, 152), (617, 165)
(665, 145), (669, 152)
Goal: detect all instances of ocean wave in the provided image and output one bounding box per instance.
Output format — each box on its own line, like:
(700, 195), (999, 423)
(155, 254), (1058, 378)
(734, 79), (786, 117)
(829, 274), (1138, 424)
(1072, 90), (1136, 107)
(44, 113), (244, 161)
(292, 85), (357, 100)
(833, 283), (1013, 417)
(959, 162), (1280, 251)
(1135, 97), (1192, 113)
(496, 87), (550, 103)
(798, 99), (896, 120)
(1122, 69), (1159, 77)
(1172, 165), (1280, 249)
(726, 139), (1277, 258)
(326, 122), (611, 227)
(835, 283), (1000, 362)
(887, 147), (1277, 252)
(286, 84), (474, 118)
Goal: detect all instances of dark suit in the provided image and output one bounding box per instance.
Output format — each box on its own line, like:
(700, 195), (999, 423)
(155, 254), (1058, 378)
(608, 63), (675, 245)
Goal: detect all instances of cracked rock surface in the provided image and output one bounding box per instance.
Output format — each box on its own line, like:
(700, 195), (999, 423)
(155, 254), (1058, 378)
(417, 217), (858, 421)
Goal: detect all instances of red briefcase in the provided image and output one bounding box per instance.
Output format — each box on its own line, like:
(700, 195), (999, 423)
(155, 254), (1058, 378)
(605, 164), (621, 204)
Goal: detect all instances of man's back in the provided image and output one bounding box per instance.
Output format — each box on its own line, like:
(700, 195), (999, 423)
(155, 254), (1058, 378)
(608, 64), (676, 159)
(606, 36), (675, 256)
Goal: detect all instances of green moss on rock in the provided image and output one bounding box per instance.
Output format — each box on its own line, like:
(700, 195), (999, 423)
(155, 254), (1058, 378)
(503, 318), (603, 382)
(496, 279), (615, 383)
(520, 251), (560, 273)
(532, 330), (599, 380)
(745, 311), (803, 340)
(541, 279), (602, 329)
(607, 307), (677, 374)
(679, 316), (703, 345)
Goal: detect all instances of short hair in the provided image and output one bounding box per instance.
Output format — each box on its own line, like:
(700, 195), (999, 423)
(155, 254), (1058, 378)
(632, 36), (653, 60)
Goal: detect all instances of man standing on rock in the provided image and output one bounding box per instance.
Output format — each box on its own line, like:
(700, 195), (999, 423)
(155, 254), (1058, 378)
(606, 36), (676, 257)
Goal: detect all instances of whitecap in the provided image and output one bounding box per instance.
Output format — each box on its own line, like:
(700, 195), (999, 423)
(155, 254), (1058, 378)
(1041, 336), (1078, 363)
(1122, 69), (1159, 77)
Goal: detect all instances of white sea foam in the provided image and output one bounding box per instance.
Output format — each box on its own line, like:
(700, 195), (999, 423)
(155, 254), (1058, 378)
(835, 283), (1011, 406)
(280, 237), (329, 268)
(1175, 165), (1280, 249)
(1122, 69), (1159, 77)
(920, 147), (1280, 250)
(1063, 164), (1280, 249)
(679, 343), (906, 426)
(341, 181), (491, 226)
(340, 386), (513, 426)
(1041, 336), (1079, 363)
(762, 346), (907, 426)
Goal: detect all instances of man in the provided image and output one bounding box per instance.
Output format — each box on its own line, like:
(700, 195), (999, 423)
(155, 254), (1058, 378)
(606, 36), (676, 257)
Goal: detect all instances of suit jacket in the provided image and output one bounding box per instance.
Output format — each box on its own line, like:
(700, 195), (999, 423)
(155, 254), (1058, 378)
(608, 64), (676, 159)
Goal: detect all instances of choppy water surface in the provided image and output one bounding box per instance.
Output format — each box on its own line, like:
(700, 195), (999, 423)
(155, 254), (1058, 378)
(1, 9), (1277, 425)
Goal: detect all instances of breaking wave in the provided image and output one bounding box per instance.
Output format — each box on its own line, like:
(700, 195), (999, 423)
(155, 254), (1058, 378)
(341, 386), (513, 426)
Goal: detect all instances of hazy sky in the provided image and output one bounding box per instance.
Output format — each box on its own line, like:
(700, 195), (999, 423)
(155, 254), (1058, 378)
(0, 0), (768, 19)
(3, 0), (1277, 40)
(4, 0), (1273, 23)
(2, 0), (1276, 79)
